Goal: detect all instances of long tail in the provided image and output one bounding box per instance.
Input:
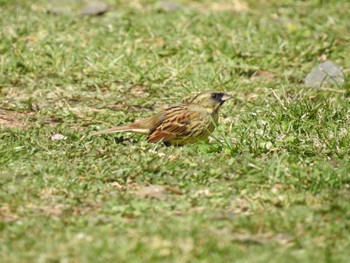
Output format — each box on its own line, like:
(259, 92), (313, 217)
(89, 123), (150, 136)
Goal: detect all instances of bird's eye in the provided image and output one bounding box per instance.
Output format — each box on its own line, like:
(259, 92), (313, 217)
(211, 93), (222, 101)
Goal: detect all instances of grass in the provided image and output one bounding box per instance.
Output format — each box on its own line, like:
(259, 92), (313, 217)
(1, 0), (350, 262)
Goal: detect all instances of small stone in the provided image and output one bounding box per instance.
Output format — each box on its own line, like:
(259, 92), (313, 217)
(80, 1), (109, 16)
(157, 1), (182, 12)
(51, 133), (67, 141)
(305, 61), (345, 88)
(47, 7), (73, 15)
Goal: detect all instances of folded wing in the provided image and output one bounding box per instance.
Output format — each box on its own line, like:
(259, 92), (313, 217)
(147, 106), (207, 144)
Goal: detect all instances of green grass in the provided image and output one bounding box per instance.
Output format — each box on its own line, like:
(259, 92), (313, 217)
(1, 0), (350, 262)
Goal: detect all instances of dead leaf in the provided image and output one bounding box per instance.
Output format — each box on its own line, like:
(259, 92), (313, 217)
(194, 0), (249, 13)
(271, 184), (282, 193)
(246, 93), (259, 101)
(26, 203), (67, 218)
(164, 186), (183, 195)
(320, 54), (328, 61)
(177, 237), (194, 253)
(231, 233), (293, 246)
(130, 85), (150, 98)
(211, 228), (293, 247)
(141, 235), (172, 254)
(135, 185), (169, 200)
(51, 133), (67, 141)
(230, 197), (251, 215)
(194, 188), (212, 197)
(127, 105), (153, 112)
(253, 70), (275, 81)
(0, 204), (19, 222)
(109, 181), (125, 190)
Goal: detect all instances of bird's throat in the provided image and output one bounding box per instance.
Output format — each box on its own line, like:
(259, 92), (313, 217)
(205, 108), (214, 114)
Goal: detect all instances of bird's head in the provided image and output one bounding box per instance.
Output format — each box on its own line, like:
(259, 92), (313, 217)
(189, 91), (232, 113)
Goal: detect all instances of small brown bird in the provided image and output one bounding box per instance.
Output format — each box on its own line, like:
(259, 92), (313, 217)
(90, 90), (232, 146)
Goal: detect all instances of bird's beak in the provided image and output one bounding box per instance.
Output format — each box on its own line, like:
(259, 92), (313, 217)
(221, 94), (232, 101)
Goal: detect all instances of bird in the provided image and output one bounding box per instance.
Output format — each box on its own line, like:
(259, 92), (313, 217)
(90, 90), (232, 146)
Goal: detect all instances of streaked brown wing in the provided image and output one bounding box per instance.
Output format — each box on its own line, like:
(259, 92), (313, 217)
(147, 106), (205, 143)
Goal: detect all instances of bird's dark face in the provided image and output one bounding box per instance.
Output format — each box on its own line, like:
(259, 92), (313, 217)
(190, 91), (232, 112)
(210, 92), (232, 105)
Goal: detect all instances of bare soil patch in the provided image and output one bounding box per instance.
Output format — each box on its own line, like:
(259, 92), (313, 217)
(0, 109), (31, 128)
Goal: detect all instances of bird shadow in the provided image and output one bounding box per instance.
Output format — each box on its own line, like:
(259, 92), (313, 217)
(113, 136), (136, 145)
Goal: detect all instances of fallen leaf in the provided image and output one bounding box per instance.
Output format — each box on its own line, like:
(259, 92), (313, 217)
(135, 185), (169, 200)
(0, 205), (19, 222)
(230, 233), (293, 245)
(194, 188), (212, 197)
(253, 70), (275, 81)
(130, 85), (150, 98)
(51, 133), (67, 141)
(194, 0), (249, 13)
(164, 186), (183, 195)
(271, 184), (282, 193)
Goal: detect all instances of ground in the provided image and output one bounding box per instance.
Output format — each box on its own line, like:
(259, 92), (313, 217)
(1, 0), (350, 262)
